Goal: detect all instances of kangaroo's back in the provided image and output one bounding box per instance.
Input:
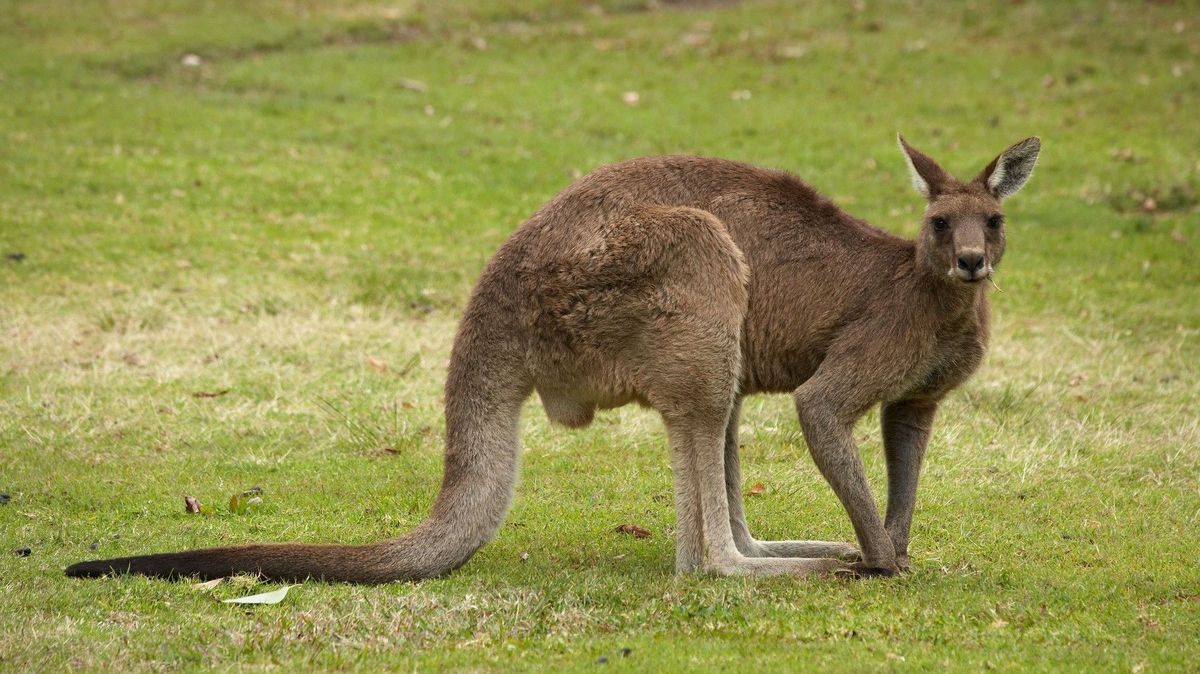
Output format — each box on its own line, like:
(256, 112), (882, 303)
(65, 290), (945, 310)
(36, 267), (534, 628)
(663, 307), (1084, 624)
(502, 155), (916, 394)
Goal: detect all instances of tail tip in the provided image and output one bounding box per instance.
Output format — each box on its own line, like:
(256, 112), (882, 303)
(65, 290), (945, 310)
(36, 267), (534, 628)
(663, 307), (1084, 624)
(65, 559), (114, 578)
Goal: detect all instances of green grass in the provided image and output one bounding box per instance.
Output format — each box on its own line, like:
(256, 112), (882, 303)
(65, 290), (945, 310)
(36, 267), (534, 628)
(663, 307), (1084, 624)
(1, 0), (1197, 670)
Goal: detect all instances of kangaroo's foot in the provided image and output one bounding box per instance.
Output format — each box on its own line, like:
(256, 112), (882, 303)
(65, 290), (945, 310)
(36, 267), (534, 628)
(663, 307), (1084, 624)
(730, 520), (860, 560)
(698, 553), (847, 577)
(755, 539), (862, 561)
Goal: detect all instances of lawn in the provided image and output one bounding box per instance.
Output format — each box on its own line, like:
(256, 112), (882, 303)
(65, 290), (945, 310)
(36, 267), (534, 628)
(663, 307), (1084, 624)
(1, 0), (1197, 670)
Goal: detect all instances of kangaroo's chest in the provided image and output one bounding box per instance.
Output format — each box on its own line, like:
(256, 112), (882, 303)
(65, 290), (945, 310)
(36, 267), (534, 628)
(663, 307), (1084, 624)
(899, 322), (988, 401)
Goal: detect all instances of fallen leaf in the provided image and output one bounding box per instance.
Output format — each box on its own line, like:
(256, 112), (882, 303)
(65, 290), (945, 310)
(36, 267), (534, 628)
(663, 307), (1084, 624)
(519, 551), (529, 562)
(184, 495), (202, 514)
(192, 389), (230, 398)
(614, 524), (651, 538)
(181, 53), (202, 67)
(242, 486), (263, 497)
(14, 547), (31, 557)
(192, 577), (224, 591)
(397, 78), (428, 92)
(367, 356), (388, 372)
(747, 482), (766, 496)
(777, 44), (807, 59)
(222, 585), (293, 605)
(1109, 147), (1135, 162)
(622, 91), (640, 106)
(229, 491), (263, 515)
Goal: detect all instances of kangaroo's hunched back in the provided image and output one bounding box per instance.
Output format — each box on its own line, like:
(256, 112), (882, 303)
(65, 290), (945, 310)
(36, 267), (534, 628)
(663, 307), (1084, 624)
(67, 135), (1040, 582)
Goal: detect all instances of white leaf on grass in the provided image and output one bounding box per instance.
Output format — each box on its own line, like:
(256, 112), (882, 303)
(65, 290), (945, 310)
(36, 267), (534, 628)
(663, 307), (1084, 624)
(191, 577), (224, 591)
(222, 585), (293, 605)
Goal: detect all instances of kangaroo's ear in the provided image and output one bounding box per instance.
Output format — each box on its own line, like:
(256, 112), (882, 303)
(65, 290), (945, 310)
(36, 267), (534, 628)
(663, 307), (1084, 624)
(897, 134), (952, 200)
(976, 136), (1041, 199)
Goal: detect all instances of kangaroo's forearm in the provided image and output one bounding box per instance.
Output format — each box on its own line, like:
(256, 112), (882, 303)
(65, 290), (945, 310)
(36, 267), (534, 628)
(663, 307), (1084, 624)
(882, 400), (938, 559)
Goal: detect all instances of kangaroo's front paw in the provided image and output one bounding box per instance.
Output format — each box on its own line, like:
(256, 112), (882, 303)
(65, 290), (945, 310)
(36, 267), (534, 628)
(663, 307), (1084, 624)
(895, 554), (912, 573)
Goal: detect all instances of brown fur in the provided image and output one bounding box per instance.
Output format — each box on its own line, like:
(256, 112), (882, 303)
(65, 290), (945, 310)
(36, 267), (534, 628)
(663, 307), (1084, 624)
(66, 135), (1040, 582)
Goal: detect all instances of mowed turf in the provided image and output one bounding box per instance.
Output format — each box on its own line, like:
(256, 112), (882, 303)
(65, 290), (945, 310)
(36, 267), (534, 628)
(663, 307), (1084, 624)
(1, 0), (1197, 671)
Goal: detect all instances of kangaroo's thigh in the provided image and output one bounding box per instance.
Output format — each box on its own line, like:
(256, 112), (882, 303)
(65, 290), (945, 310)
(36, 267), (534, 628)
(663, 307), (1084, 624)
(526, 204), (749, 409)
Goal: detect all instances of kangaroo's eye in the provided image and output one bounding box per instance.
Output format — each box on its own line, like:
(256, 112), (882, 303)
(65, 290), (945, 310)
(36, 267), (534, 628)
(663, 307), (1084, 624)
(987, 214), (1004, 229)
(930, 216), (949, 232)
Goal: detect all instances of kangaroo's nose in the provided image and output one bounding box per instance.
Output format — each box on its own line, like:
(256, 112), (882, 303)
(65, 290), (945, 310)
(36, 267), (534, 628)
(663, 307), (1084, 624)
(956, 252), (985, 274)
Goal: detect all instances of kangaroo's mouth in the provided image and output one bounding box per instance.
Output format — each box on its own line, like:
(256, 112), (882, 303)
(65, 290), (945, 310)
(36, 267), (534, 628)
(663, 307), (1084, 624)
(949, 264), (993, 283)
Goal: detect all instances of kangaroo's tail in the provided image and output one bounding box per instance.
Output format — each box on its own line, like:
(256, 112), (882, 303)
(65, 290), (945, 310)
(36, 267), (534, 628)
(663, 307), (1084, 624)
(66, 294), (531, 583)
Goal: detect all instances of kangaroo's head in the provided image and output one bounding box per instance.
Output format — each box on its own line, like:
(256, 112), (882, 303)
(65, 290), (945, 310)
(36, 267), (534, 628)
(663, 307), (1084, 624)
(898, 135), (1040, 285)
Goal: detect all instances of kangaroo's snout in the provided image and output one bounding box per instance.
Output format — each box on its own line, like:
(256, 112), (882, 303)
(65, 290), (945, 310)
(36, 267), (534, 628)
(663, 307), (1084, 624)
(954, 250), (987, 282)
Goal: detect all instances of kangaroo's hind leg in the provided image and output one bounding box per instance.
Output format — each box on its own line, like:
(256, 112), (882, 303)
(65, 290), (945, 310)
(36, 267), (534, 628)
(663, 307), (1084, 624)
(622, 206), (846, 577)
(723, 397), (860, 561)
(661, 398), (844, 577)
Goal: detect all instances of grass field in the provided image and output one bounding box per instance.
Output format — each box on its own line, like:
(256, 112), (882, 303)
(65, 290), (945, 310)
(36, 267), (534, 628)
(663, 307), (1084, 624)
(1, 0), (1198, 670)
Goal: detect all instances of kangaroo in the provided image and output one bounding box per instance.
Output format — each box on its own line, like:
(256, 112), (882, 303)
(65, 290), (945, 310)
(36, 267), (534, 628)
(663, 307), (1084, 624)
(66, 135), (1040, 582)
